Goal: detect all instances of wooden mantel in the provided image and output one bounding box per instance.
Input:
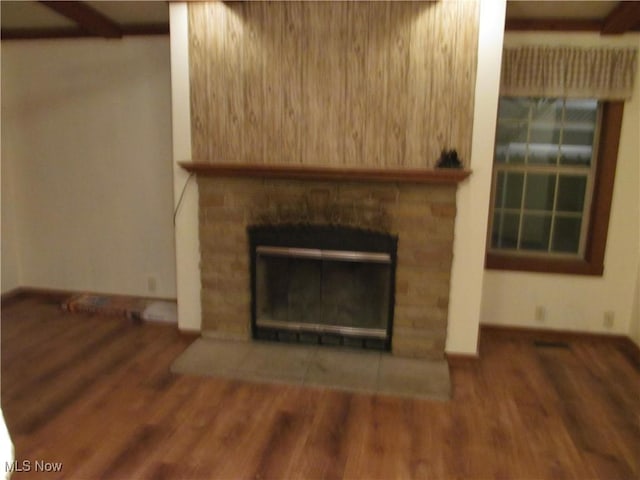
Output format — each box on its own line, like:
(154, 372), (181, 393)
(179, 162), (471, 185)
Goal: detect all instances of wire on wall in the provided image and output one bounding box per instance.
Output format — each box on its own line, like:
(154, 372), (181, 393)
(173, 172), (195, 225)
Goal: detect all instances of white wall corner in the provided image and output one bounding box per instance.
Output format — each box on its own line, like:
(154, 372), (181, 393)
(170, 3), (202, 332)
(447, 0), (506, 355)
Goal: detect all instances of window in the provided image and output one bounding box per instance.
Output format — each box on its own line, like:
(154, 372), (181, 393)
(486, 98), (623, 275)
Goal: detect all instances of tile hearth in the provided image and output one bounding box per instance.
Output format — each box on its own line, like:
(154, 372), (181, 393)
(170, 337), (451, 401)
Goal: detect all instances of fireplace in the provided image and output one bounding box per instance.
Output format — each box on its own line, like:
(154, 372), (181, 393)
(249, 225), (397, 350)
(190, 174), (463, 360)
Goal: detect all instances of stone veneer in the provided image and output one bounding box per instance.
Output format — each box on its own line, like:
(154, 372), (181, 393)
(198, 177), (456, 360)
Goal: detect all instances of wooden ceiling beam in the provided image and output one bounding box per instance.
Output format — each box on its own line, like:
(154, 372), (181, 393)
(1, 24), (169, 41)
(39, 1), (123, 38)
(601, 1), (640, 35)
(505, 18), (603, 32)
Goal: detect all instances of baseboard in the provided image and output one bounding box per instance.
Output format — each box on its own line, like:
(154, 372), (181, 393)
(1, 286), (177, 304)
(481, 323), (629, 342)
(480, 324), (640, 362)
(1, 287), (29, 306)
(178, 328), (201, 341)
(445, 352), (480, 367)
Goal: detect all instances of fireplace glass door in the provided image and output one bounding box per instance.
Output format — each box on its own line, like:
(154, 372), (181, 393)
(249, 225), (397, 350)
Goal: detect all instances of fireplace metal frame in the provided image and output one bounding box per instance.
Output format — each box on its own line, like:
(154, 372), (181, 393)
(248, 224), (398, 351)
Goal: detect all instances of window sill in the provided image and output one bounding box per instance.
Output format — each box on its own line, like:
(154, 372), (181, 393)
(485, 253), (603, 276)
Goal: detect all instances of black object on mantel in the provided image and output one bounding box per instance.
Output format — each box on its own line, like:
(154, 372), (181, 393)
(436, 149), (463, 168)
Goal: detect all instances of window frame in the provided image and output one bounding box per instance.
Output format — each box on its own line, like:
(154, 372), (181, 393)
(485, 101), (624, 276)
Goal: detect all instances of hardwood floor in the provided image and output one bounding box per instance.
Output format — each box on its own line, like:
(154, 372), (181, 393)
(1, 293), (638, 479)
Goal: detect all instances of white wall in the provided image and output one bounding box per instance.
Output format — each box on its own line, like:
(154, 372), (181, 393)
(1, 123), (22, 294)
(1, 37), (177, 299)
(481, 32), (640, 336)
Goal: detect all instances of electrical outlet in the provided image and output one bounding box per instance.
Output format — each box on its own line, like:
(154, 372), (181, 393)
(147, 275), (157, 293)
(604, 311), (615, 329)
(535, 306), (546, 323)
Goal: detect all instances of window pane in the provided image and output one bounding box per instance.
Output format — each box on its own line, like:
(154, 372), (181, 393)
(524, 174), (556, 211)
(520, 214), (551, 251)
(495, 120), (528, 164)
(498, 98), (530, 121)
(564, 99), (597, 123)
(492, 211), (519, 249)
(531, 99), (563, 123)
(556, 175), (587, 212)
(495, 146), (507, 163)
(527, 92), (562, 167)
(528, 144), (559, 165)
(530, 125), (562, 146)
(495, 144), (527, 164)
(494, 171), (524, 209)
(562, 128), (594, 147)
(552, 216), (582, 253)
(559, 145), (593, 166)
(496, 121), (528, 144)
(561, 99), (597, 166)
(507, 147), (527, 164)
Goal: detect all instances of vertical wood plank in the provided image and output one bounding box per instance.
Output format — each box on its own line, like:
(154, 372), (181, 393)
(384, 3), (411, 167)
(302, 2), (348, 166)
(452, 0), (480, 166)
(262, 2), (285, 164)
(405, 3), (434, 168)
(188, 4), (208, 162)
(429, 1), (455, 166)
(205, 3), (228, 163)
(281, 2), (303, 164)
(328, 2), (348, 166)
(362, 2), (390, 168)
(242, 2), (265, 164)
(301, 2), (322, 166)
(344, 2), (367, 167)
(422, 5), (440, 167)
(224, 2), (245, 163)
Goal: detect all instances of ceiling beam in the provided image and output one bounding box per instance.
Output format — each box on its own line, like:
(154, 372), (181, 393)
(505, 18), (603, 32)
(1, 24), (169, 41)
(39, 1), (123, 38)
(601, 1), (640, 35)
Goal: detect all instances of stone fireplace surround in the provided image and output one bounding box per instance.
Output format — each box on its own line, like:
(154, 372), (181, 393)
(190, 166), (464, 360)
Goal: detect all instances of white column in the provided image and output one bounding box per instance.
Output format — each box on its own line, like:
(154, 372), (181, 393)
(170, 3), (201, 332)
(447, 0), (506, 355)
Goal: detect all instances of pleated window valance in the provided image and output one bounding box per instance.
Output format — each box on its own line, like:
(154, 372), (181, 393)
(500, 46), (638, 100)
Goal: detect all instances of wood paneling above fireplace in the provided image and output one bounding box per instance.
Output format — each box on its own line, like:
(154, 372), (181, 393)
(188, 1), (480, 169)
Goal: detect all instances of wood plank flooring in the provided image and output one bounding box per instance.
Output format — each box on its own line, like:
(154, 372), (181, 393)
(1, 293), (638, 479)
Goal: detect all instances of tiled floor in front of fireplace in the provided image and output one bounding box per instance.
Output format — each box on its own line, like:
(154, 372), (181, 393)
(170, 337), (450, 401)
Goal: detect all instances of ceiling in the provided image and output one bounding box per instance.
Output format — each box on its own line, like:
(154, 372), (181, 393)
(1, 1), (169, 39)
(1, 1), (639, 40)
